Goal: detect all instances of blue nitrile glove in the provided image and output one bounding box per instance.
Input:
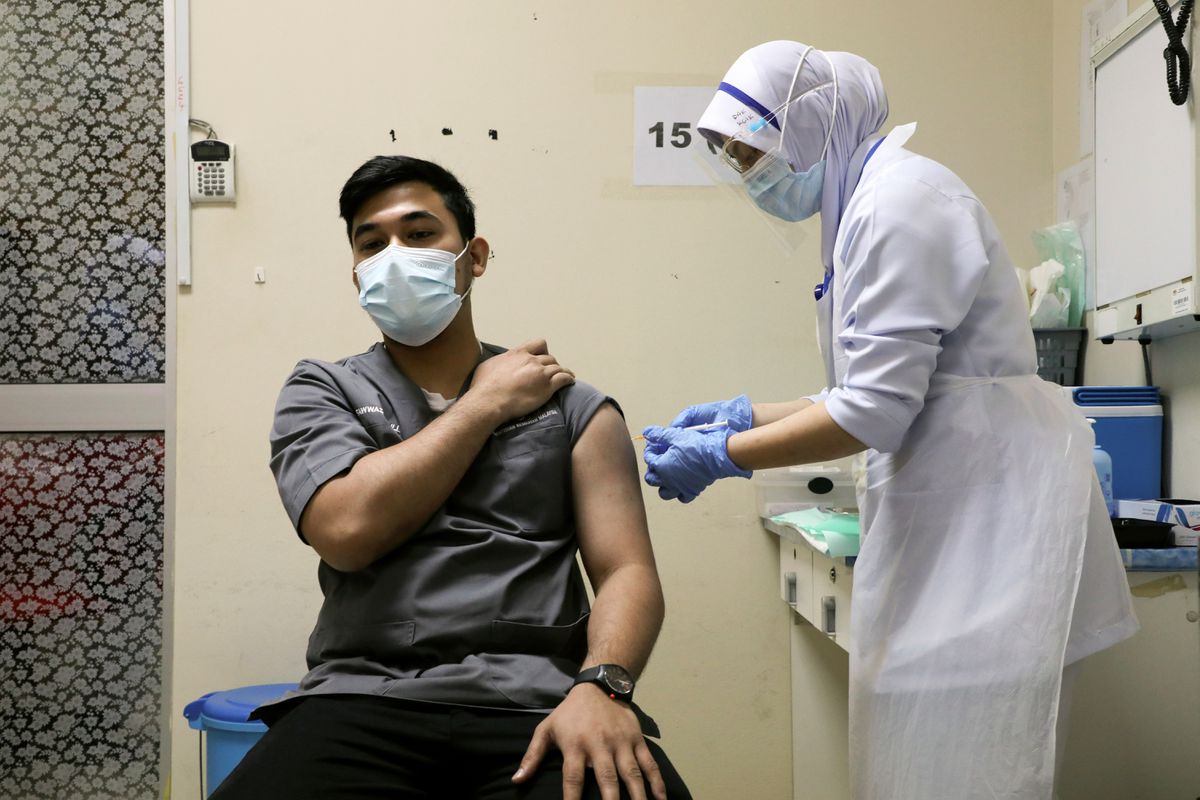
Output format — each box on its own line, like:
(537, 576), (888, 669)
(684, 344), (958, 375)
(669, 394), (753, 433)
(641, 425), (751, 503)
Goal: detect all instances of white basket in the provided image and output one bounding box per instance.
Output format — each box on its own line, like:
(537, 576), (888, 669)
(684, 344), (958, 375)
(753, 462), (857, 517)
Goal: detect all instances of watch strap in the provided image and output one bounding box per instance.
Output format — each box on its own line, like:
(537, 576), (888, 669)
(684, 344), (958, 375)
(573, 664), (634, 701)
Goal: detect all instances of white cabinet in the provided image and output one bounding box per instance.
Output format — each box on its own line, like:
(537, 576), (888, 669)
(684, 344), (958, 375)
(769, 520), (1200, 800)
(789, 606), (851, 800)
(778, 534), (815, 624)
(812, 551), (854, 654)
(772, 524), (854, 799)
(769, 520), (854, 654)
(1057, 570), (1200, 798)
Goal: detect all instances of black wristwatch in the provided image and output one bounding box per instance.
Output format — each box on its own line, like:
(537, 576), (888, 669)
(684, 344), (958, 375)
(573, 664), (635, 703)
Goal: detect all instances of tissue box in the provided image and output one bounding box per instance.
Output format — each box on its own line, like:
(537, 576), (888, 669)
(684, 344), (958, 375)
(1116, 499), (1200, 527)
(753, 463), (857, 517)
(1117, 499), (1200, 547)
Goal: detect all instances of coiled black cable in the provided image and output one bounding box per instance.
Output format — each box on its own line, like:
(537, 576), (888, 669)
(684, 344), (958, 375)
(1154, 0), (1194, 105)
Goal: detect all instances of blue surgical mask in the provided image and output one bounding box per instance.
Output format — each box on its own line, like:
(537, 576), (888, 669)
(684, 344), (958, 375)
(744, 152), (827, 222)
(355, 241), (472, 346)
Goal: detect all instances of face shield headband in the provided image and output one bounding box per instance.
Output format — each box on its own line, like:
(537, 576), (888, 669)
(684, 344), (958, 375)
(718, 47), (840, 174)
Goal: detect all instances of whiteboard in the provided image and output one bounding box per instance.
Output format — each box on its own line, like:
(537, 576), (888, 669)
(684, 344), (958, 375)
(1094, 4), (1196, 309)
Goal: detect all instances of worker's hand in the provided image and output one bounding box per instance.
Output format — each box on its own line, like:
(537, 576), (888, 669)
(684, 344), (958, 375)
(512, 684), (666, 800)
(669, 394), (753, 433)
(471, 339), (575, 422)
(642, 425), (751, 503)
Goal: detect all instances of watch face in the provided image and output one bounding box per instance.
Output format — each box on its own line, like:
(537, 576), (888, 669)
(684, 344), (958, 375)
(601, 665), (634, 695)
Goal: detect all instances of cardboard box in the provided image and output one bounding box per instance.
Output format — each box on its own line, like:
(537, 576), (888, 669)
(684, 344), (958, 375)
(1117, 499), (1200, 528)
(1172, 526), (1199, 547)
(1115, 499), (1200, 547)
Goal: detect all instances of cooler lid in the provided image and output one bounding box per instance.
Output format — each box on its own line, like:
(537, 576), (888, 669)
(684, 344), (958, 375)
(1071, 386), (1160, 406)
(183, 683), (298, 732)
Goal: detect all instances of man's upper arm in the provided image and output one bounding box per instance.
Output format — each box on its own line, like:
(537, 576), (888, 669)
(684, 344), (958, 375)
(571, 402), (658, 587)
(269, 361), (377, 538)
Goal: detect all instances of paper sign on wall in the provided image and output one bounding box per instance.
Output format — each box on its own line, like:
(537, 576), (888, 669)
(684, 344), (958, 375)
(633, 86), (739, 186)
(1171, 284), (1192, 316)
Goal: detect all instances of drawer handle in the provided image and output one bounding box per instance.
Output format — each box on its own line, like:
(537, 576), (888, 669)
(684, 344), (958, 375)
(821, 596), (836, 635)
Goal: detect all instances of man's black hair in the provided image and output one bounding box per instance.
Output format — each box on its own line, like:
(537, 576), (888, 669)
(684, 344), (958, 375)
(339, 155), (476, 244)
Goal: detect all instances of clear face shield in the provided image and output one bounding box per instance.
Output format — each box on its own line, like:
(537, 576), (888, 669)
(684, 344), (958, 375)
(688, 148), (809, 256)
(691, 47), (839, 255)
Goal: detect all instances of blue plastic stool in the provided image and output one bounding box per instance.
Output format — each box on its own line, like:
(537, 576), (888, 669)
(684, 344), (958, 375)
(183, 683), (298, 797)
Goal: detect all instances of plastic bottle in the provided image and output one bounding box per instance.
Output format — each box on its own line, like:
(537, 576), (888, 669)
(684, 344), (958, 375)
(1088, 418), (1117, 517)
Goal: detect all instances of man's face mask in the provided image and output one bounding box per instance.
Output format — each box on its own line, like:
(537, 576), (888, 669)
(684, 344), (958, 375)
(355, 240), (472, 346)
(733, 49), (839, 223)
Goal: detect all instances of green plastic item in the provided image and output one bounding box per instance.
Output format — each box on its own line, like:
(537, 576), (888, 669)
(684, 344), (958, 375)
(1031, 222), (1086, 328)
(771, 508), (861, 558)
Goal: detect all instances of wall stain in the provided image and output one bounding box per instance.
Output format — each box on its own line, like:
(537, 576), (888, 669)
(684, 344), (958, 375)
(1131, 573), (1186, 598)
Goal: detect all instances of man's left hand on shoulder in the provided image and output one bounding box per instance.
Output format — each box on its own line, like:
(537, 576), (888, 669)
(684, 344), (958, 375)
(511, 683), (667, 800)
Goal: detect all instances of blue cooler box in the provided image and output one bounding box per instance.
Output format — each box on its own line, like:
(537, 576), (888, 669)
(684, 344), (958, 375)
(184, 683), (298, 796)
(1069, 386), (1163, 501)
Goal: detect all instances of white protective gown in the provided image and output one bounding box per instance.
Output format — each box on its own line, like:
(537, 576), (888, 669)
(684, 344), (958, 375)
(826, 125), (1138, 799)
(699, 42), (1138, 799)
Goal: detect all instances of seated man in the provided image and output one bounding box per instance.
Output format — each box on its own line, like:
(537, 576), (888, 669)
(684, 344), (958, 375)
(213, 156), (691, 800)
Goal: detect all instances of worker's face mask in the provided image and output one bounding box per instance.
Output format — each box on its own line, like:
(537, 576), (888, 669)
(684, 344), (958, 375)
(355, 240), (473, 346)
(744, 151), (828, 222)
(742, 49), (838, 223)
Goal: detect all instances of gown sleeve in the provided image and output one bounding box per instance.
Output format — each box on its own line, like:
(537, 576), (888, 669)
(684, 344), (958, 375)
(823, 175), (992, 453)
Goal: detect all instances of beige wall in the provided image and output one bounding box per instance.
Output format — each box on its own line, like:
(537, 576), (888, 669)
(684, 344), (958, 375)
(1053, 0), (1200, 497)
(1050, 3), (1200, 797)
(169, 2), (1055, 797)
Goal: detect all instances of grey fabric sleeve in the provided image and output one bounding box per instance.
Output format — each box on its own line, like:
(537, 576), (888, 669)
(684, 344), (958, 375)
(557, 380), (621, 445)
(269, 360), (379, 537)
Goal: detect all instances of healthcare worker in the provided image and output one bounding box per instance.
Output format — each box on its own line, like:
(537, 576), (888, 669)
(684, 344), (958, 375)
(641, 41), (1138, 799)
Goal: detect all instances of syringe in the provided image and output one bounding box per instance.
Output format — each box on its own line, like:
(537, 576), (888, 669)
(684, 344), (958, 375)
(632, 420), (730, 442)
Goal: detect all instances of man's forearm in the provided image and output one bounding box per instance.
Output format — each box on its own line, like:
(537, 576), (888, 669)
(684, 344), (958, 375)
(580, 563), (664, 679)
(516, 559), (671, 798)
(302, 341), (576, 572)
(300, 392), (505, 571)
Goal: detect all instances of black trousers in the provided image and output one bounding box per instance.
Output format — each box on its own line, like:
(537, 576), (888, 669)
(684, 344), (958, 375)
(210, 695), (692, 799)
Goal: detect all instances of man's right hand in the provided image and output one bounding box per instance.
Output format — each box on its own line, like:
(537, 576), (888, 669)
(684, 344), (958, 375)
(470, 339), (575, 422)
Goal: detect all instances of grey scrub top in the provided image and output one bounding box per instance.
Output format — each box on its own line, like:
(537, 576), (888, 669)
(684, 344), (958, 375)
(264, 342), (618, 715)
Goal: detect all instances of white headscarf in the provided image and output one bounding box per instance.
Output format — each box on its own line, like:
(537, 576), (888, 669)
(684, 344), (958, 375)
(697, 41), (889, 269)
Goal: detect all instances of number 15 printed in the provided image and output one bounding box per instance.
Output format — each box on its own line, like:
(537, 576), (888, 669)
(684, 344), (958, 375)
(647, 121), (720, 154)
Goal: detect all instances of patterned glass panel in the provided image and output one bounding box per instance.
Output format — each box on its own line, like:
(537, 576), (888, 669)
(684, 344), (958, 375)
(0, 433), (164, 799)
(0, 0), (166, 383)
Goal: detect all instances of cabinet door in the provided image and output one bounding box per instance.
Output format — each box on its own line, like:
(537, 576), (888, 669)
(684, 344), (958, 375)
(789, 605), (851, 800)
(779, 536), (815, 624)
(813, 553), (854, 654)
